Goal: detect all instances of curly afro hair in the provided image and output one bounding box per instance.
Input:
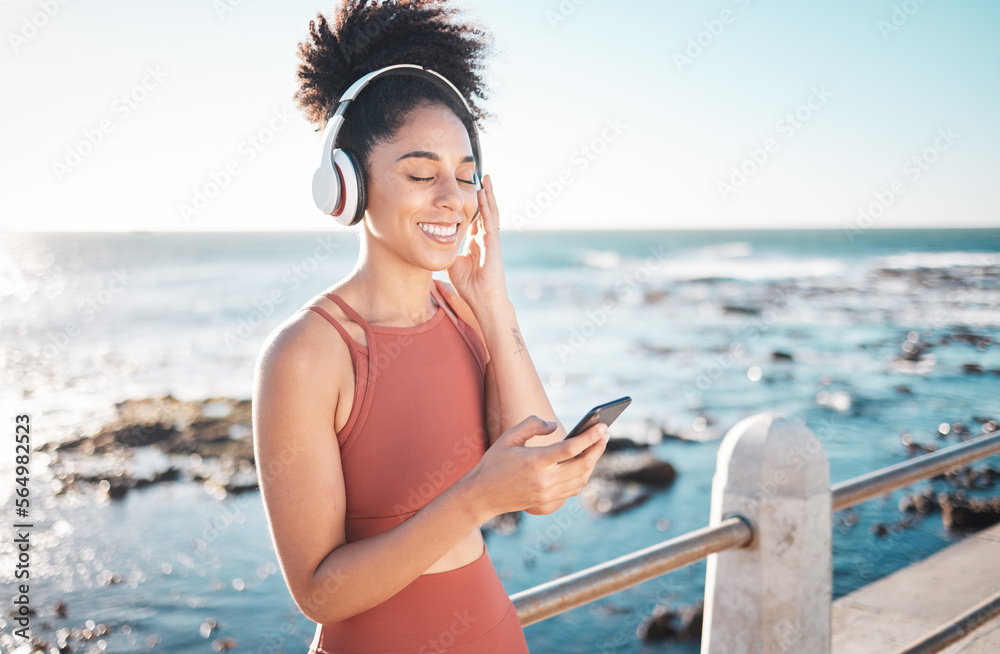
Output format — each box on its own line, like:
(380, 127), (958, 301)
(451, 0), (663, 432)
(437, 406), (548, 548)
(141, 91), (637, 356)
(294, 0), (493, 178)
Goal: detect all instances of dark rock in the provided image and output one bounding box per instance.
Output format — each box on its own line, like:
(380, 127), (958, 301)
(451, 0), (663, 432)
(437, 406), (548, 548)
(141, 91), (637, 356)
(579, 478), (651, 515)
(133, 467), (181, 489)
(53, 396), (253, 460)
(223, 478), (259, 495)
(939, 492), (1000, 531)
(612, 461), (677, 488)
(722, 305), (760, 315)
(604, 436), (650, 453)
(950, 332), (992, 346)
(943, 465), (1000, 490)
(46, 397), (257, 496)
(637, 600), (703, 643)
(963, 363), (985, 375)
(870, 523), (890, 538)
(900, 433), (935, 457)
(580, 449), (678, 515)
(772, 351), (794, 362)
(899, 487), (939, 515)
(894, 385), (912, 395)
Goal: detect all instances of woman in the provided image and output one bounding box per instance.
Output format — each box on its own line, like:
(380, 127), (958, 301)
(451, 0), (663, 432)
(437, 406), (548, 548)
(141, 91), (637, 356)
(252, 2), (610, 651)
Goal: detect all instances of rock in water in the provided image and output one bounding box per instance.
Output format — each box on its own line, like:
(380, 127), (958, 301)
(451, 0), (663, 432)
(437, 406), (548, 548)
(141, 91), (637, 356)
(939, 492), (1000, 531)
(612, 461), (677, 488)
(637, 601), (703, 643)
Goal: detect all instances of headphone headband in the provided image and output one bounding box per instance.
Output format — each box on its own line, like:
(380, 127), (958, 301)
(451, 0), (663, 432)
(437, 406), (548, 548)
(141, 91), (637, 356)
(313, 64), (482, 225)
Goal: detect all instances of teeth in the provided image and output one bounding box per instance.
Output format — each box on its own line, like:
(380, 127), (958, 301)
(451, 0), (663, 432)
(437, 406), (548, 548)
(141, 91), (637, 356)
(419, 223), (457, 237)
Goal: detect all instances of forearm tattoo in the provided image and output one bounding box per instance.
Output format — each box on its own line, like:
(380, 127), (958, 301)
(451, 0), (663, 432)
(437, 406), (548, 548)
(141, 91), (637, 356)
(511, 327), (526, 358)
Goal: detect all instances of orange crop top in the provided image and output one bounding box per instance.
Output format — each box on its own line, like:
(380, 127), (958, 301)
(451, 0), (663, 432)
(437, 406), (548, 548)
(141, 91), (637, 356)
(305, 278), (489, 542)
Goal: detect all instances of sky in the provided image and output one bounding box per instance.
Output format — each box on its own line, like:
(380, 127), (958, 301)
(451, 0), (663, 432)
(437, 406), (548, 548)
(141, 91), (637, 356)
(1, 0), (998, 232)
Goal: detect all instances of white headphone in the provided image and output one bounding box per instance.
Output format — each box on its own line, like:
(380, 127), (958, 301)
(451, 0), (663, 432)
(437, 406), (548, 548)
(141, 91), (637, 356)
(312, 63), (482, 226)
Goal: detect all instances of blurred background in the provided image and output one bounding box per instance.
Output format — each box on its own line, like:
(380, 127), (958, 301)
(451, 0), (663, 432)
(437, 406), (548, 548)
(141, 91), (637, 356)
(1, 1), (998, 652)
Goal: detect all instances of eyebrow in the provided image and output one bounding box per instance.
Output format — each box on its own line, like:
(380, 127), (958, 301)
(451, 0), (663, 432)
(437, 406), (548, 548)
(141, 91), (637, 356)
(396, 150), (475, 165)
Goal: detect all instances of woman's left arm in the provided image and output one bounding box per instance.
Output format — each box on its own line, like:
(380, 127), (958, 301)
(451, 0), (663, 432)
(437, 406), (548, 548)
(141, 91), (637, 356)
(449, 175), (605, 514)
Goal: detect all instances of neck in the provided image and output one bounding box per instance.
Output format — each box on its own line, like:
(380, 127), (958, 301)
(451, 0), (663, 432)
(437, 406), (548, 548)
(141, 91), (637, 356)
(340, 230), (438, 326)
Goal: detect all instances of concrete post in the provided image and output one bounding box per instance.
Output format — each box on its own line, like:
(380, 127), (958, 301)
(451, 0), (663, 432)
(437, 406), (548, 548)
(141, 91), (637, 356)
(701, 413), (831, 654)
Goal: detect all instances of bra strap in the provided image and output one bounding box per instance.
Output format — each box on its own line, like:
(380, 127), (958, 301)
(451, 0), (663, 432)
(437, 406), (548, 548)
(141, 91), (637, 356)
(430, 279), (461, 332)
(431, 278), (489, 373)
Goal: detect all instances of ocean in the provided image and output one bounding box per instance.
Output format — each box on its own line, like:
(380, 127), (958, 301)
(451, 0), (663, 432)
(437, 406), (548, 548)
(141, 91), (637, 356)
(1, 228), (998, 653)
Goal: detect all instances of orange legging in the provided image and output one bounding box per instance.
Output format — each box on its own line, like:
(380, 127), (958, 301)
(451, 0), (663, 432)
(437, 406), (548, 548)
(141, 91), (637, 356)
(309, 543), (529, 653)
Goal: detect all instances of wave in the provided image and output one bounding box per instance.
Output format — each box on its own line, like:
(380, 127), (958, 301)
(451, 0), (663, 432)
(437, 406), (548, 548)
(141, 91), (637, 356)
(656, 257), (847, 282)
(878, 251), (999, 270)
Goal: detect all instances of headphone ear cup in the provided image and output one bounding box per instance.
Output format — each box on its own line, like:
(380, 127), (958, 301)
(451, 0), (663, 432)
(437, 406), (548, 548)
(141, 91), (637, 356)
(331, 149), (364, 226)
(353, 151), (367, 226)
(313, 148), (341, 215)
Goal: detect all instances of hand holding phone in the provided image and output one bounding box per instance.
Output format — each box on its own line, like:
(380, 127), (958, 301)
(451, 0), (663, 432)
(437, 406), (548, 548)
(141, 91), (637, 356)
(565, 396), (632, 438)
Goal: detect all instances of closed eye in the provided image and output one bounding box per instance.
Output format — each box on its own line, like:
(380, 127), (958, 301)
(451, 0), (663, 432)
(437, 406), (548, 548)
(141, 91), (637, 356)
(410, 176), (477, 186)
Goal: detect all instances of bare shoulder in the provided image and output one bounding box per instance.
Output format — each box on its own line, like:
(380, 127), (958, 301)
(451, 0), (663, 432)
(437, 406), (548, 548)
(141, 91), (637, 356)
(255, 305), (346, 395)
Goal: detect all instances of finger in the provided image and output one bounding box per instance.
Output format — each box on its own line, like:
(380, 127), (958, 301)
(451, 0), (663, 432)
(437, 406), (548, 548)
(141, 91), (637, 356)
(502, 415), (558, 448)
(547, 423), (607, 464)
(476, 189), (495, 234)
(547, 458), (604, 497)
(484, 175), (499, 229)
(470, 236), (482, 263)
(477, 187), (497, 236)
(463, 217), (477, 251)
(554, 433), (608, 472)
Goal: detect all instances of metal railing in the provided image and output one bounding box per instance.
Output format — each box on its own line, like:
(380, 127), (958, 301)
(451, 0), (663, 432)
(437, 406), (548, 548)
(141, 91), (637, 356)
(511, 427), (1000, 633)
(832, 429), (1000, 512)
(511, 516), (752, 626)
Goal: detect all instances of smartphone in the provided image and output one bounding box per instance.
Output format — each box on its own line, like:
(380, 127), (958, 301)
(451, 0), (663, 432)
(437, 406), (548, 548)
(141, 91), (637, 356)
(565, 396), (632, 438)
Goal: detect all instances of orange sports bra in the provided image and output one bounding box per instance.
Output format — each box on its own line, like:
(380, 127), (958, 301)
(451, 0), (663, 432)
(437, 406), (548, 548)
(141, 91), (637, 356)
(304, 278), (489, 542)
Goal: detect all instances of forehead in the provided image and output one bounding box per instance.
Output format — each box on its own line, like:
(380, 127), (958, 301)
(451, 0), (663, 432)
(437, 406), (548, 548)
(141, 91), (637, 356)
(386, 103), (474, 156)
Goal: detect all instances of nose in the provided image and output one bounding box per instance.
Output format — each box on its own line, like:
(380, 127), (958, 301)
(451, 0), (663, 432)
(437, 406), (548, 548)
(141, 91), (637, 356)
(434, 174), (467, 215)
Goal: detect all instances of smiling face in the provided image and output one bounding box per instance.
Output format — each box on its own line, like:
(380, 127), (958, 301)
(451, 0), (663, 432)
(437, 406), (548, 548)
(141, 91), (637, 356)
(361, 102), (479, 272)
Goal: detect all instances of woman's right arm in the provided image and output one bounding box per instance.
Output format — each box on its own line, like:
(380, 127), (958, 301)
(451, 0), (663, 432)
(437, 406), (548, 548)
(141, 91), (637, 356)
(253, 313), (607, 625)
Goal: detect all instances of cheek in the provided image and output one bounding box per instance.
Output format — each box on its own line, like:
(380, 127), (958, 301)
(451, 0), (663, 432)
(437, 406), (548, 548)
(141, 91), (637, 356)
(460, 187), (479, 215)
(366, 176), (420, 220)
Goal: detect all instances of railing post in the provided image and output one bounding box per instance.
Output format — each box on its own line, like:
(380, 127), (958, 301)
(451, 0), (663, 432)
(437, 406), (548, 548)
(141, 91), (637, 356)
(702, 413), (832, 654)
